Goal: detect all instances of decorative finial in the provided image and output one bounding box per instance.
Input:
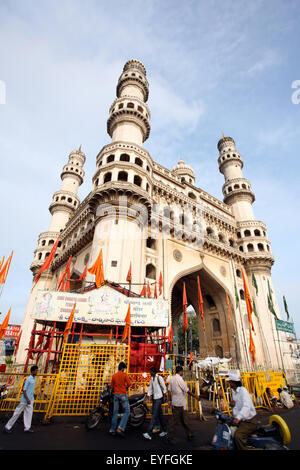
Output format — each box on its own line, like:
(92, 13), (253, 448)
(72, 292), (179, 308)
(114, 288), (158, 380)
(222, 132), (225, 138)
(78, 145), (82, 152)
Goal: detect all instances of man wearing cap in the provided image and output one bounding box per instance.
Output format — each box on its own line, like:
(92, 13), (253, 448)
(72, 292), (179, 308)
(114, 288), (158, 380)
(227, 371), (257, 450)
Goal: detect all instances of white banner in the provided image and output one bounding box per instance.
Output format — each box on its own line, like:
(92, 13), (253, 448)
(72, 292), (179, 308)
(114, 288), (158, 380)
(34, 285), (169, 327)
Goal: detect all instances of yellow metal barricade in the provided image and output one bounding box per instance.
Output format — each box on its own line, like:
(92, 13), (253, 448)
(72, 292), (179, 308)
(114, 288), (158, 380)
(44, 343), (129, 420)
(0, 373), (57, 413)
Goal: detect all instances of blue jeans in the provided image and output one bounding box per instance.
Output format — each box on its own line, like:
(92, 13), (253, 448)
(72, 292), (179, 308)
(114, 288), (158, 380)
(147, 398), (167, 437)
(110, 394), (130, 432)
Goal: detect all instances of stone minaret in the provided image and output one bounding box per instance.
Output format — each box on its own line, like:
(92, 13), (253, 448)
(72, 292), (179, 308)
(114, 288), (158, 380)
(30, 146), (86, 278)
(89, 59), (153, 288)
(218, 135), (293, 370)
(16, 148), (85, 363)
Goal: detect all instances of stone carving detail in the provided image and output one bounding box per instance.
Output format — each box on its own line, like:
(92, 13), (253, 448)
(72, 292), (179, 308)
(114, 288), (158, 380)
(173, 249), (182, 262)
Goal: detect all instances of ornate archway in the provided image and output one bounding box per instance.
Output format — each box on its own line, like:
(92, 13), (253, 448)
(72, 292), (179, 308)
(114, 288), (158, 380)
(170, 267), (238, 362)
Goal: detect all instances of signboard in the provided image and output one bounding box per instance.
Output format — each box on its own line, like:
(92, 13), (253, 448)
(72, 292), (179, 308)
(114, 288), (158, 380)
(275, 319), (295, 335)
(34, 285), (169, 327)
(4, 325), (21, 338)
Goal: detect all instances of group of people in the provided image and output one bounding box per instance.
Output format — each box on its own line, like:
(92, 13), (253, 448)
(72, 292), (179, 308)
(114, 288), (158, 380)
(266, 386), (296, 410)
(2, 363), (297, 451)
(109, 362), (200, 444)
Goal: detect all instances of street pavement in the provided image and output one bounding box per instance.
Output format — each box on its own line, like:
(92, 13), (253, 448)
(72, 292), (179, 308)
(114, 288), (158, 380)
(1, 405), (300, 457)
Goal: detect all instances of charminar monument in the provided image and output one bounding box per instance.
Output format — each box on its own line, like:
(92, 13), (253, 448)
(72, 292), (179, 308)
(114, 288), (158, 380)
(16, 59), (295, 377)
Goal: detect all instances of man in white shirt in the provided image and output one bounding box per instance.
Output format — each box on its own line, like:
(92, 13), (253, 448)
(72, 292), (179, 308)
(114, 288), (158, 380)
(166, 366), (200, 444)
(278, 388), (294, 409)
(142, 367), (168, 440)
(227, 371), (257, 450)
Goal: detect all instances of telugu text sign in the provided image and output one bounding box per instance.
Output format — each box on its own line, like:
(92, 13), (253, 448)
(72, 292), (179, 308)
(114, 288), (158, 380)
(34, 285), (169, 327)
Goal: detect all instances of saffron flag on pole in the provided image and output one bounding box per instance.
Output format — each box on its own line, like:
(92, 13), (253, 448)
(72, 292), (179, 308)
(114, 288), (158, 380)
(226, 292), (232, 321)
(241, 270), (255, 332)
(0, 256), (4, 271)
(140, 282), (146, 297)
(197, 276), (205, 331)
(33, 238), (60, 289)
(189, 351), (194, 366)
(78, 265), (87, 282)
(88, 249), (104, 288)
(147, 280), (151, 298)
(126, 263), (132, 283)
(183, 282), (188, 333)
(249, 329), (256, 363)
(63, 303), (76, 342)
(106, 328), (113, 344)
(154, 281), (158, 299)
(57, 255), (72, 292)
(121, 304), (131, 343)
(159, 271), (163, 296)
(0, 251), (13, 285)
(0, 308), (11, 341)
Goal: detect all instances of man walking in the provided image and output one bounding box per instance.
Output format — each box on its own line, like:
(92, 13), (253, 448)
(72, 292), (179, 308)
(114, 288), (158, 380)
(227, 371), (257, 450)
(3, 365), (38, 433)
(109, 362), (132, 437)
(142, 366), (168, 440)
(166, 365), (200, 444)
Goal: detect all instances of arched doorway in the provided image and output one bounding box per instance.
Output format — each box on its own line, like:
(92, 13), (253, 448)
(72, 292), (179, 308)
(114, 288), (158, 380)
(170, 268), (237, 361)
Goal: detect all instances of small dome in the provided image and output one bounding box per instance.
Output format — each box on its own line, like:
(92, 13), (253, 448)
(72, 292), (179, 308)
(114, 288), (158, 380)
(172, 159), (195, 177)
(123, 58), (146, 76)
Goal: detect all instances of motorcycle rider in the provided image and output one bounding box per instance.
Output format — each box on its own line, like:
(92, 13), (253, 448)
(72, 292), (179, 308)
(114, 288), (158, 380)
(226, 371), (257, 450)
(109, 362), (132, 437)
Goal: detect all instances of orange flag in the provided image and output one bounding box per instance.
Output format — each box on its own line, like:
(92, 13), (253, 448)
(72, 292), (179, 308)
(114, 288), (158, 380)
(0, 308), (11, 341)
(154, 281), (158, 299)
(140, 283), (146, 297)
(197, 276), (205, 331)
(183, 282), (188, 333)
(147, 280), (151, 298)
(168, 323), (173, 351)
(189, 351), (194, 366)
(249, 329), (256, 363)
(33, 238), (60, 289)
(159, 272), (163, 296)
(242, 270), (255, 332)
(88, 249), (104, 288)
(78, 265), (87, 281)
(14, 329), (22, 356)
(106, 328), (113, 344)
(226, 292), (232, 321)
(0, 256), (5, 272)
(121, 304), (131, 342)
(57, 255), (72, 292)
(126, 263), (132, 283)
(0, 251), (13, 285)
(63, 303), (76, 342)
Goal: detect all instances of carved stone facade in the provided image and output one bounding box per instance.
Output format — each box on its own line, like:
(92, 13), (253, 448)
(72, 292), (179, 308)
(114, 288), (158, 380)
(17, 59), (295, 376)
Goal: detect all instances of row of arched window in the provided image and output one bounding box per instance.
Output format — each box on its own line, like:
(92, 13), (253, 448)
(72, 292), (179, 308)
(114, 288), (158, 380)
(111, 100), (149, 119)
(237, 228), (266, 238)
(238, 243), (270, 253)
(95, 170), (150, 192)
(97, 153), (151, 172)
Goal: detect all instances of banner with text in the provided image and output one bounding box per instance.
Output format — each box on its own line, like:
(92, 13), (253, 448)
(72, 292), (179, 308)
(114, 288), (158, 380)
(34, 285), (169, 327)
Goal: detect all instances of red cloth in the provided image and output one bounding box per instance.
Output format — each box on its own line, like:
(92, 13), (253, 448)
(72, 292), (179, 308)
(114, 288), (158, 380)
(129, 342), (162, 373)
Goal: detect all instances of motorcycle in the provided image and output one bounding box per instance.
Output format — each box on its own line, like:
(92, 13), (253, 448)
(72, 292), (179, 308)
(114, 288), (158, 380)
(211, 410), (291, 450)
(85, 384), (148, 431)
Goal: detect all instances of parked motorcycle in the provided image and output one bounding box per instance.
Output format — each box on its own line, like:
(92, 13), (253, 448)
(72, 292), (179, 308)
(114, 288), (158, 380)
(211, 410), (291, 450)
(85, 384), (148, 431)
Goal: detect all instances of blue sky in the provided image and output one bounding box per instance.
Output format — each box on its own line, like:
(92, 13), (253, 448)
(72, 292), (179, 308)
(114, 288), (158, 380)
(0, 0), (300, 337)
